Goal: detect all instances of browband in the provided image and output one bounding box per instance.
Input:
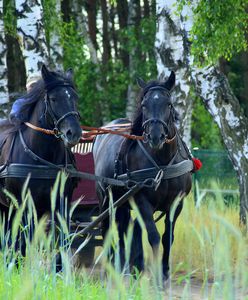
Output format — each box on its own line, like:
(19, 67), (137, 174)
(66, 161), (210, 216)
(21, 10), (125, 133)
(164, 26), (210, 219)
(45, 81), (75, 92)
(144, 86), (171, 97)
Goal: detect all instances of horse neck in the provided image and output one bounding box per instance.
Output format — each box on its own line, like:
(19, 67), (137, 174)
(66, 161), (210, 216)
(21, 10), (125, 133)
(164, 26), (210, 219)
(23, 99), (66, 162)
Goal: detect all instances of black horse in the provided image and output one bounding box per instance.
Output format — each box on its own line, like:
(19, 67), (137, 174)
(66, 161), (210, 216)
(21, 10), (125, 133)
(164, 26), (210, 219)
(0, 65), (82, 258)
(93, 71), (193, 280)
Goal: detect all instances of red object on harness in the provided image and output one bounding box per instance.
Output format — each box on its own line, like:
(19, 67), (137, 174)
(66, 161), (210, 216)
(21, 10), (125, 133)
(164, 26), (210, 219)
(192, 158), (202, 171)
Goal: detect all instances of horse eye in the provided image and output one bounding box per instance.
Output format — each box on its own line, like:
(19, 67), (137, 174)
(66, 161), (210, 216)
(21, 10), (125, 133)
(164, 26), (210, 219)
(168, 103), (172, 108)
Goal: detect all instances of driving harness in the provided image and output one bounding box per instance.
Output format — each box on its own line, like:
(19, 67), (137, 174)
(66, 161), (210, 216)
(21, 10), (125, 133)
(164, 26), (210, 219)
(113, 130), (194, 190)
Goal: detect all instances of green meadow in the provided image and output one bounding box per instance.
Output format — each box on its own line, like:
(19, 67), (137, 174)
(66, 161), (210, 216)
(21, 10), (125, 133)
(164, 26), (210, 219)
(0, 175), (247, 300)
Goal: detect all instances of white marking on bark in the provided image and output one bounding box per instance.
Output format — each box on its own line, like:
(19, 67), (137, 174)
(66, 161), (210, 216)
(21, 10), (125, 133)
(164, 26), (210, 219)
(16, 0), (48, 78)
(243, 139), (248, 159)
(0, 0), (9, 104)
(49, 1), (63, 69)
(156, 0), (193, 146)
(224, 104), (240, 128)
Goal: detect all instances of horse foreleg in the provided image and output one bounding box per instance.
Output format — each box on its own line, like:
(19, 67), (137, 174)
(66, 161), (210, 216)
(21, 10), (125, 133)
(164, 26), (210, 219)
(162, 201), (183, 280)
(137, 199), (161, 268)
(130, 219), (144, 274)
(116, 207), (130, 271)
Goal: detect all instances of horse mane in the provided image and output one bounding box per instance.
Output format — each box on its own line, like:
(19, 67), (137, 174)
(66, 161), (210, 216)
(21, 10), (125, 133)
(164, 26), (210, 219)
(131, 80), (179, 136)
(11, 70), (74, 124)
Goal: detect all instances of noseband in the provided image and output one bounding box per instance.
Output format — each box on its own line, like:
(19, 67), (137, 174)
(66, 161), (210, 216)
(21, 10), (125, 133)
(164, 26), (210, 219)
(141, 86), (176, 144)
(44, 83), (80, 138)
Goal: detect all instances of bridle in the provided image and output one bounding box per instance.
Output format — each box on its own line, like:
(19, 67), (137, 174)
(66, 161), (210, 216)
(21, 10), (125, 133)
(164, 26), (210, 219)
(141, 86), (176, 144)
(27, 82), (80, 138)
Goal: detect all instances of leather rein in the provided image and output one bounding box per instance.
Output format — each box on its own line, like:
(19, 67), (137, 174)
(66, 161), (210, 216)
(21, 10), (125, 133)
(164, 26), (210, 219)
(24, 83), (177, 143)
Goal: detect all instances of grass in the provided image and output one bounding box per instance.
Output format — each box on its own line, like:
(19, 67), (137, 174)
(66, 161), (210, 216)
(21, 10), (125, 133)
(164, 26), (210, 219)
(0, 173), (247, 299)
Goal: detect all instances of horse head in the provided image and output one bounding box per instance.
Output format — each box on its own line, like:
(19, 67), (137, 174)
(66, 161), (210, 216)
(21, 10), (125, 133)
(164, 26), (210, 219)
(41, 65), (82, 147)
(137, 71), (177, 150)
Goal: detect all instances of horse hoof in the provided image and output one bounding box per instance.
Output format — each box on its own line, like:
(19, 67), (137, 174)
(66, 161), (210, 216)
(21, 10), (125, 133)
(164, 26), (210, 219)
(163, 272), (169, 283)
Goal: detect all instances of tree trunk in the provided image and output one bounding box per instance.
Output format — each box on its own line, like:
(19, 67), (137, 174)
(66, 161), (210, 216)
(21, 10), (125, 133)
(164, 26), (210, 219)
(116, 0), (129, 67)
(48, 0), (63, 70)
(0, 0), (9, 107)
(126, 0), (138, 119)
(191, 66), (248, 225)
(156, 0), (248, 225)
(143, 0), (150, 17)
(155, 1), (193, 146)
(100, 0), (111, 65)
(16, 0), (48, 78)
(85, 0), (98, 51)
(109, 5), (118, 59)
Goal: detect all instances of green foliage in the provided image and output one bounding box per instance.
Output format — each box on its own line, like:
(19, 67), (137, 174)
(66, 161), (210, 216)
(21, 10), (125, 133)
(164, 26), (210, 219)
(224, 54), (248, 117)
(178, 0), (248, 66)
(121, 16), (157, 80)
(191, 96), (223, 149)
(3, 0), (16, 35)
(58, 17), (156, 125)
(40, 0), (157, 125)
(42, 0), (60, 46)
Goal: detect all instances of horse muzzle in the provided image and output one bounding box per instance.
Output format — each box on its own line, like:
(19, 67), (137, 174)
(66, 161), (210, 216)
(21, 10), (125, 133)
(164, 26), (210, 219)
(143, 119), (168, 150)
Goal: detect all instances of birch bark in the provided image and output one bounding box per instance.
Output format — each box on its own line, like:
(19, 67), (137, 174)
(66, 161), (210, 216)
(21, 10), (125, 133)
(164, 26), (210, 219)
(0, 0), (9, 106)
(155, 0), (193, 146)
(48, 0), (63, 69)
(16, 0), (48, 78)
(156, 0), (248, 225)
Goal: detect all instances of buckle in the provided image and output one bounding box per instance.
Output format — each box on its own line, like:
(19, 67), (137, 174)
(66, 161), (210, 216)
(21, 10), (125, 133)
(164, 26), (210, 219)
(154, 169), (164, 191)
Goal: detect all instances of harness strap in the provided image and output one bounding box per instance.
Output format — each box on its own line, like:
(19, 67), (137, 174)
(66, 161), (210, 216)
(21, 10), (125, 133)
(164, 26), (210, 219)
(117, 159), (194, 182)
(137, 140), (160, 170)
(0, 163), (76, 179)
(19, 129), (65, 170)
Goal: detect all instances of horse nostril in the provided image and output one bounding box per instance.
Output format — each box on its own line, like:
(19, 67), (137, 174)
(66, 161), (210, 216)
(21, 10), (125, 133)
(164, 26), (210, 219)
(66, 129), (72, 138)
(160, 133), (165, 141)
(147, 134), (151, 140)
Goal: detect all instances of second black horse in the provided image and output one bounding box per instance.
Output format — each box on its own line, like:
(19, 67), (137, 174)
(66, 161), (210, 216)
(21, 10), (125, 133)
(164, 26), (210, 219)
(93, 71), (193, 280)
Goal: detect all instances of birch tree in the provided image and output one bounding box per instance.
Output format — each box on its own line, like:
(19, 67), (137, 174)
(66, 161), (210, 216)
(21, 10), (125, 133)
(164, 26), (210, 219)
(156, 0), (248, 225)
(16, 0), (48, 79)
(0, 0), (9, 108)
(46, 0), (63, 69)
(155, 1), (193, 146)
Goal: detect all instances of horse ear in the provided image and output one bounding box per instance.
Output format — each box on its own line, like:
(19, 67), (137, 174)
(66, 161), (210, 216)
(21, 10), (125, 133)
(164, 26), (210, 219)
(41, 64), (51, 80)
(66, 68), (74, 80)
(136, 77), (146, 88)
(164, 71), (175, 90)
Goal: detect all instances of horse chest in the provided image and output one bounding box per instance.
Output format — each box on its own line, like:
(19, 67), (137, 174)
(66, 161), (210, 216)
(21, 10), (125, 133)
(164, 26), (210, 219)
(135, 175), (191, 212)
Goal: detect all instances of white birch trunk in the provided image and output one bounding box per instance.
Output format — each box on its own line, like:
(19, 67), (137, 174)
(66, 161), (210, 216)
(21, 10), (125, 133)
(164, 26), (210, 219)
(16, 0), (48, 79)
(48, 0), (63, 70)
(156, 0), (248, 225)
(155, 0), (193, 146)
(191, 66), (248, 225)
(0, 0), (9, 106)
